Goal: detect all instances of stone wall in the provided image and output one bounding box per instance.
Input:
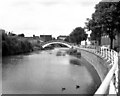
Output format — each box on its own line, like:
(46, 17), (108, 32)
(80, 49), (109, 81)
(101, 35), (118, 49)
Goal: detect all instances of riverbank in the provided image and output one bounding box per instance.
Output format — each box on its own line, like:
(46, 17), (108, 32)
(2, 32), (42, 57)
(66, 48), (81, 58)
(78, 49), (109, 81)
(80, 56), (101, 93)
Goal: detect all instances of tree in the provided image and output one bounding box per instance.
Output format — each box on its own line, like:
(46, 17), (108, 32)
(85, 2), (119, 49)
(52, 37), (56, 40)
(83, 33), (88, 41)
(113, 2), (120, 52)
(85, 18), (103, 45)
(64, 36), (70, 42)
(69, 27), (87, 44)
(100, 2), (117, 49)
(8, 32), (16, 36)
(33, 35), (35, 38)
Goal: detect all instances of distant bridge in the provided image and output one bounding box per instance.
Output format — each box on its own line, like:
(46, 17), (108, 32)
(41, 40), (73, 48)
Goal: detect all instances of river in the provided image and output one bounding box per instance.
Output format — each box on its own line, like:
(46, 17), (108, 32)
(2, 48), (101, 94)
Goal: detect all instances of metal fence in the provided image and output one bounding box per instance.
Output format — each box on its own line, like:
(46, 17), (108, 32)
(76, 45), (119, 95)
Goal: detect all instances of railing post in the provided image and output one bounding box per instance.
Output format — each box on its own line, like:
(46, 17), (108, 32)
(107, 49), (111, 62)
(94, 46), (96, 53)
(102, 48), (105, 58)
(99, 47), (101, 55)
(102, 48), (104, 57)
(106, 49), (109, 61)
(105, 49), (108, 60)
(115, 52), (119, 93)
(101, 48), (103, 57)
(111, 50), (113, 64)
(104, 49), (107, 59)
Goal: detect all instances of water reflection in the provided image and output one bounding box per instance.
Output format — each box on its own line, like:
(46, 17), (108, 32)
(2, 48), (101, 94)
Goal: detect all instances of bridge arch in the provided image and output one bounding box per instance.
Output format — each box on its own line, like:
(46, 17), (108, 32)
(41, 40), (72, 48)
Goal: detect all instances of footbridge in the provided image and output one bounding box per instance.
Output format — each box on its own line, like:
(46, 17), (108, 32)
(41, 40), (73, 48)
(74, 45), (119, 95)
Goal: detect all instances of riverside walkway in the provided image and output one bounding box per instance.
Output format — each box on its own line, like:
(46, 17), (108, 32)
(75, 45), (119, 95)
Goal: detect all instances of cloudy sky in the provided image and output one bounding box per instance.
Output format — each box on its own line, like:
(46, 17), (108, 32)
(0, 0), (101, 37)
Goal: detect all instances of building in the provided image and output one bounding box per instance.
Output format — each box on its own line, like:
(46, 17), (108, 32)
(101, 35), (120, 51)
(101, 35), (117, 46)
(33, 35), (39, 39)
(0, 29), (5, 33)
(57, 35), (67, 40)
(40, 35), (52, 42)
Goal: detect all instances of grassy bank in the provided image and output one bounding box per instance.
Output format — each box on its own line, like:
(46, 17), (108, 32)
(2, 32), (42, 56)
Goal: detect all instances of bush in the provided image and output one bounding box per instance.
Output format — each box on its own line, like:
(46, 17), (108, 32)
(2, 32), (33, 56)
(67, 48), (81, 58)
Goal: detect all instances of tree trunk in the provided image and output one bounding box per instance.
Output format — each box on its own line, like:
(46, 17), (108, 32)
(97, 33), (101, 46)
(98, 37), (101, 46)
(78, 41), (81, 45)
(110, 37), (113, 49)
(96, 37), (101, 46)
(117, 32), (120, 52)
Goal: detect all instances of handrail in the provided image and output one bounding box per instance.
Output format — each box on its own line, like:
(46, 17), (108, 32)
(95, 54), (118, 94)
(77, 45), (118, 95)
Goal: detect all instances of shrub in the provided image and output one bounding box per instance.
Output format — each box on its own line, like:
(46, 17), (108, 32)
(2, 32), (33, 56)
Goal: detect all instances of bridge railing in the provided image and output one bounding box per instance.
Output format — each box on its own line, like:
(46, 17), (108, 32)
(41, 40), (72, 45)
(76, 45), (118, 95)
(41, 40), (73, 48)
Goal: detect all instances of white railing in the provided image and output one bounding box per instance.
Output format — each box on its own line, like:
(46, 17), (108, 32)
(76, 45), (119, 95)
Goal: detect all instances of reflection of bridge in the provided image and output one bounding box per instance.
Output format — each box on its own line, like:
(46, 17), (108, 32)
(41, 40), (73, 48)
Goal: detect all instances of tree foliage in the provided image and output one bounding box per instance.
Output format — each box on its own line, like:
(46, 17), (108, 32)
(68, 27), (88, 44)
(85, 2), (120, 49)
(85, 18), (102, 45)
(2, 32), (33, 56)
(64, 36), (69, 42)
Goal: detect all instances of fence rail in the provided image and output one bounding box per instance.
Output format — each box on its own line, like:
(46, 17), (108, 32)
(75, 45), (118, 95)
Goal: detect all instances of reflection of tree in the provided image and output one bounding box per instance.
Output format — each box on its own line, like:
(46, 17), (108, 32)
(2, 55), (24, 67)
(2, 55), (24, 80)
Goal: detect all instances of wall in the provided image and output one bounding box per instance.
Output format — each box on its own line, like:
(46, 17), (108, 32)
(101, 35), (118, 48)
(80, 49), (109, 81)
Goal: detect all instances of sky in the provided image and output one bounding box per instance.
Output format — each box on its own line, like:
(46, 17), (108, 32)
(0, 0), (102, 38)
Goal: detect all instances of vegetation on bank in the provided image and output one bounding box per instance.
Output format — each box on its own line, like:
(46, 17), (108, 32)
(67, 48), (81, 58)
(65, 27), (88, 45)
(2, 32), (35, 56)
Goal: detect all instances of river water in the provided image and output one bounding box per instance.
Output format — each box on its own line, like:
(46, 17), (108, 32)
(2, 48), (101, 94)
